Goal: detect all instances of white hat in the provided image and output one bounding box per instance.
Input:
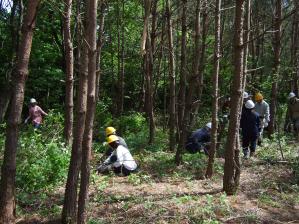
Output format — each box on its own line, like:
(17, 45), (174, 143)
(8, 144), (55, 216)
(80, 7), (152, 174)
(30, 98), (37, 104)
(206, 122), (212, 129)
(243, 92), (249, 99)
(288, 92), (296, 99)
(245, 100), (255, 109)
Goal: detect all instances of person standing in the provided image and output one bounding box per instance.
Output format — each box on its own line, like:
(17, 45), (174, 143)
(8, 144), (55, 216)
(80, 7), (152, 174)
(24, 98), (48, 128)
(254, 93), (270, 145)
(285, 92), (299, 140)
(240, 100), (260, 159)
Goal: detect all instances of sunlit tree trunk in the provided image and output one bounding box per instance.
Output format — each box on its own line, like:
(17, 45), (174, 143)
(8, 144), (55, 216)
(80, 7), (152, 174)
(166, 0), (176, 151)
(206, 0), (221, 178)
(269, 0), (282, 136)
(61, 0), (88, 222)
(0, 1), (40, 223)
(223, 0), (245, 195)
(77, 0), (98, 223)
(63, 0), (74, 145)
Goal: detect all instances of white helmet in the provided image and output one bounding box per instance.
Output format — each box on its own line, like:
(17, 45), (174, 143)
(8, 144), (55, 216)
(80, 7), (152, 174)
(30, 98), (37, 104)
(245, 100), (255, 109)
(243, 91), (249, 99)
(288, 92), (296, 99)
(206, 122), (212, 129)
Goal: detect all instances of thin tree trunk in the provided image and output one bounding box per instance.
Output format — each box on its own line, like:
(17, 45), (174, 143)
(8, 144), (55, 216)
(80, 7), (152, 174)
(141, 0), (152, 55)
(0, 1), (40, 223)
(293, 0), (299, 96)
(177, 0), (187, 151)
(77, 0), (98, 222)
(63, 0), (74, 145)
(268, 0), (282, 136)
(190, 0), (208, 128)
(61, 0), (88, 222)
(95, 2), (106, 102)
(223, 0), (245, 196)
(206, 0), (221, 178)
(166, 0), (176, 151)
(175, 0), (201, 165)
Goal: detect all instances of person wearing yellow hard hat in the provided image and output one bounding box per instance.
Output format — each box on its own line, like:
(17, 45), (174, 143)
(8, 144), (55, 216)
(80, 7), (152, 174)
(105, 126), (128, 148)
(97, 135), (137, 176)
(254, 92), (270, 145)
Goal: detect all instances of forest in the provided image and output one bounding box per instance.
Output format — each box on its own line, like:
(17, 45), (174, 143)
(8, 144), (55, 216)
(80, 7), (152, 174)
(0, 0), (299, 223)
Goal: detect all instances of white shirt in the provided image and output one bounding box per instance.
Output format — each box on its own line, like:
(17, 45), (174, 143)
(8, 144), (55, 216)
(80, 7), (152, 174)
(105, 145), (137, 171)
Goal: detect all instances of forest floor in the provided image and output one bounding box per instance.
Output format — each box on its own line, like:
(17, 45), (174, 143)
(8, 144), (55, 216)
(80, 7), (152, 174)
(17, 140), (299, 224)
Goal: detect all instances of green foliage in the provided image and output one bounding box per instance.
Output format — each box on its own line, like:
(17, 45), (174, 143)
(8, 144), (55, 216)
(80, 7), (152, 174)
(114, 112), (147, 135)
(16, 112), (69, 193)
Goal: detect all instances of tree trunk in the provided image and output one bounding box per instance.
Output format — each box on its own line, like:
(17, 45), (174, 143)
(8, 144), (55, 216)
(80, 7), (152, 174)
(61, 0), (88, 222)
(206, 0), (221, 178)
(190, 0), (208, 128)
(143, 0), (156, 144)
(95, 2), (106, 102)
(77, 0), (98, 223)
(166, 0), (176, 151)
(293, 0), (299, 96)
(177, 0), (187, 151)
(175, 0), (201, 165)
(268, 0), (282, 136)
(0, 1), (40, 223)
(223, 0), (245, 196)
(63, 0), (74, 145)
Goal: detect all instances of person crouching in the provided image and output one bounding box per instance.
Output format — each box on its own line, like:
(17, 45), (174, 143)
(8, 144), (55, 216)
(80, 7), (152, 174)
(97, 135), (137, 176)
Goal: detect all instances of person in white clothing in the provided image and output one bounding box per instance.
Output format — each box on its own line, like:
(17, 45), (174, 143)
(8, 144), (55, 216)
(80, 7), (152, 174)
(97, 135), (137, 176)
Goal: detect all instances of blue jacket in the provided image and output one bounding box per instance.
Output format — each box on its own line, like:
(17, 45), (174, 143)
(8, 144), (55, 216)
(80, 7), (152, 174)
(240, 108), (260, 137)
(185, 127), (210, 153)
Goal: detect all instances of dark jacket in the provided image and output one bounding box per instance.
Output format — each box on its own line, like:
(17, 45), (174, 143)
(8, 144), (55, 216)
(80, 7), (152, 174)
(240, 108), (260, 137)
(185, 127), (210, 153)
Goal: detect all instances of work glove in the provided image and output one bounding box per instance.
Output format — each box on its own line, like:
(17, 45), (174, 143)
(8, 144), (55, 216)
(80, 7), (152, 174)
(24, 118), (29, 124)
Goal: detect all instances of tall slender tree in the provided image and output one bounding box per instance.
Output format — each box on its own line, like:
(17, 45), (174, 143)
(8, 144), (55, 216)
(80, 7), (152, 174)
(223, 0), (245, 195)
(0, 1), (40, 223)
(61, 0), (89, 222)
(165, 0), (176, 151)
(63, 0), (74, 145)
(206, 0), (221, 178)
(77, 0), (98, 222)
(268, 0), (282, 136)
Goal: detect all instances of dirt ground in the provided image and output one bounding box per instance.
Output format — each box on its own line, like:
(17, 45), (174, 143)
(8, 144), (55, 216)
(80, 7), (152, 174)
(17, 152), (299, 224)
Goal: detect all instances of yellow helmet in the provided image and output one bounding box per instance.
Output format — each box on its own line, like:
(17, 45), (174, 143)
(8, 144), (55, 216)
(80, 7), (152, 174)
(105, 126), (116, 136)
(107, 135), (119, 144)
(255, 93), (263, 101)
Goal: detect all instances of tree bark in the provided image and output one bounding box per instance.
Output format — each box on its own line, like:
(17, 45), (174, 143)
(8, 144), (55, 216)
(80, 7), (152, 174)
(63, 0), (74, 145)
(223, 0), (245, 196)
(95, 2), (106, 102)
(77, 0), (98, 222)
(175, 0), (201, 165)
(268, 0), (282, 136)
(177, 0), (187, 151)
(293, 0), (299, 96)
(166, 0), (176, 151)
(61, 0), (88, 222)
(0, 1), (40, 223)
(206, 0), (221, 178)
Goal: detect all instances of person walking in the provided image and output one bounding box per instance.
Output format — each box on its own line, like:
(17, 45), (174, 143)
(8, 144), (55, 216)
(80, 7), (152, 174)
(240, 100), (260, 159)
(24, 98), (48, 128)
(254, 93), (270, 145)
(285, 92), (299, 140)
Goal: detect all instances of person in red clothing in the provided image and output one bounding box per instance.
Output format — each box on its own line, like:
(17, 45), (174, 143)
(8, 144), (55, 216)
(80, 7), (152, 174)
(25, 98), (48, 128)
